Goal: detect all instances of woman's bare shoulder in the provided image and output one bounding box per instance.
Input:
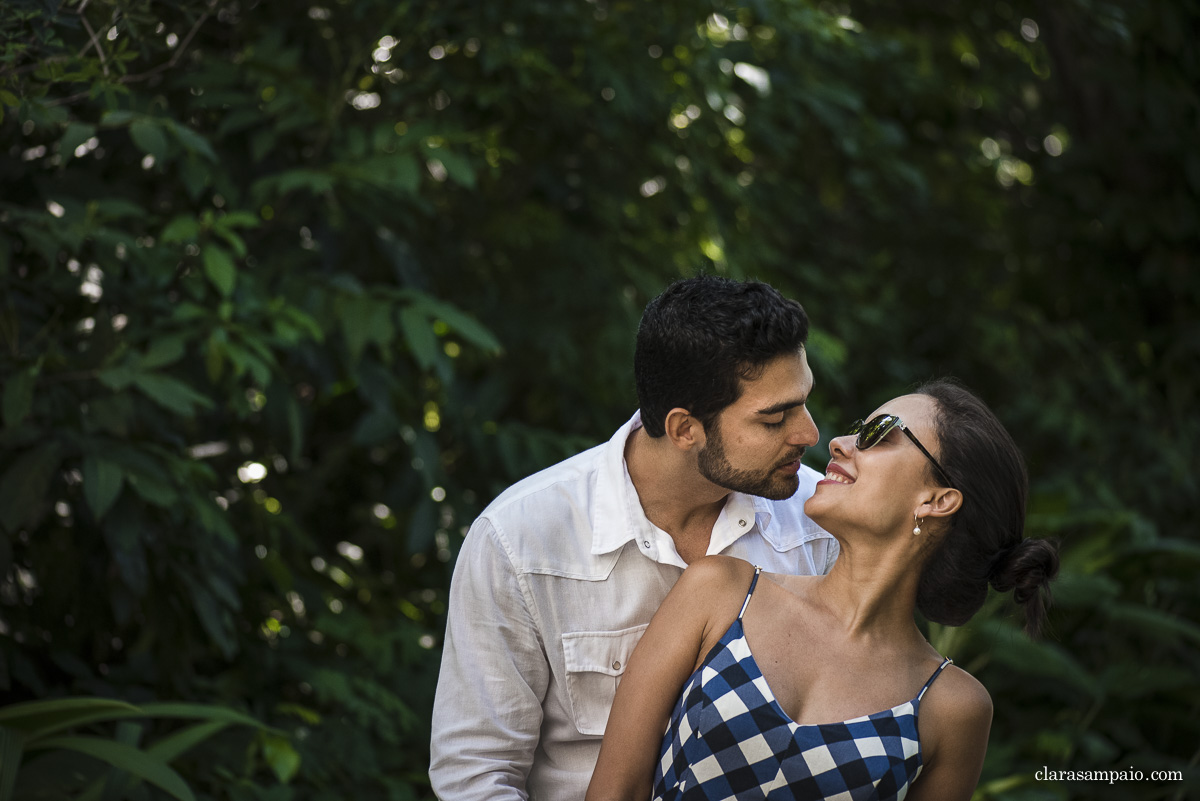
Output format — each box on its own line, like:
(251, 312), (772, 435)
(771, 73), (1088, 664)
(676, 554), (758, 596)
(921, 662), (993, 733)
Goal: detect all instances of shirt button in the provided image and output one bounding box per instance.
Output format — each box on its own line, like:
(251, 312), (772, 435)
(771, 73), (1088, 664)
(642, 540), (650, 548)
(612, 660), (621, 670)
(738, 519), (747, 527)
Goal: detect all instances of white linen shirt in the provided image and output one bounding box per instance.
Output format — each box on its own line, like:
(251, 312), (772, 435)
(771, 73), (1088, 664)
(429, 411), (838, 801)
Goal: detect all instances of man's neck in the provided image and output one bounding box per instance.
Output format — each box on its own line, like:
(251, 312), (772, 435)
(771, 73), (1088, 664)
(624, 426), (729, 562)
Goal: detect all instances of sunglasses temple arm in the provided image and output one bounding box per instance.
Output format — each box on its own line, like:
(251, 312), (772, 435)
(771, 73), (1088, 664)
(900, 428), (954, 488)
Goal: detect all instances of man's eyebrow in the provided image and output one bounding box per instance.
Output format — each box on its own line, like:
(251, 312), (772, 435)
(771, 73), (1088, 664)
(756, 397), (809, 416)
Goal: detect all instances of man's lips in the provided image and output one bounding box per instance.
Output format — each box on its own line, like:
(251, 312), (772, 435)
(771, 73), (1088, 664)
(820, 462), (854, 485)
(775, 448), (806, 471)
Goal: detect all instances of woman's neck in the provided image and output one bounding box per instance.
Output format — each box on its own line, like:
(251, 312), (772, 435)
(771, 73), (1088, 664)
(801, 536), (926, 641)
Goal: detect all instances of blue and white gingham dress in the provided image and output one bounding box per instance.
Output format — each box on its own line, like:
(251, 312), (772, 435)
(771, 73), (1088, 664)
(652, 567), (951, 801)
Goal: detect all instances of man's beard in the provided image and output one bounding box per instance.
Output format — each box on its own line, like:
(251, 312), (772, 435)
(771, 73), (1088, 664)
(697, 422), (804, 501)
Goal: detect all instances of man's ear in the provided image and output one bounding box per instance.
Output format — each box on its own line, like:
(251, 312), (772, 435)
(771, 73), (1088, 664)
(917, 487), (963, 520)
(664, 408), (703, 451)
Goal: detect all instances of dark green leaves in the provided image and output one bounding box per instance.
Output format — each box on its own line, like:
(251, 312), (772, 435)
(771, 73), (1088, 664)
(82, 456), (123, 521)
(0, 443), (61, 533)
(128, 119), (168, 163)
(2, 1), (1196, 799)
(2, 364), (38, 428)
(131, 373), (214, 415)
(201, 244), (236, 297)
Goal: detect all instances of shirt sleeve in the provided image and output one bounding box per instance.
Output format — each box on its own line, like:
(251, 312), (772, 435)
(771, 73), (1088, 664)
(429, 516), (548, 800)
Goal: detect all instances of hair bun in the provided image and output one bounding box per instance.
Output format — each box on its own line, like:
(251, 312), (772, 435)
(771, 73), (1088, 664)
(989, 538), (1060, 636)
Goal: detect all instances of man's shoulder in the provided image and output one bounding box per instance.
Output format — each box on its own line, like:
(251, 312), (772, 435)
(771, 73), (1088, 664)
(482, 440), (608, 519)
(465, 436), (632, 579)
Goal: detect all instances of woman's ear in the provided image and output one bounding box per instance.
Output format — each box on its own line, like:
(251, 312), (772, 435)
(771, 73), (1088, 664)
(918, 487), (963, 520)
(664, 408), (702, 451)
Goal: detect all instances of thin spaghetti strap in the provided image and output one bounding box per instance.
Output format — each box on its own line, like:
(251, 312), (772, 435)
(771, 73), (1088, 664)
(916, 657), (953, 701)
(737, 566), (763, 620)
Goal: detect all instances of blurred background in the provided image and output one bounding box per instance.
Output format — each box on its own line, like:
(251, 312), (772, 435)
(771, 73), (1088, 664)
(0, 0), (1196, 799)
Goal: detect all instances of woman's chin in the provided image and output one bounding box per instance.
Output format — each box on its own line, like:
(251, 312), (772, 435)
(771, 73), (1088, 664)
(803, 493), (831, 529)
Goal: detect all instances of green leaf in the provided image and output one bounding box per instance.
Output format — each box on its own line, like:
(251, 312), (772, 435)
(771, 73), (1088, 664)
(94, 199), (145, 220)
(434, 149), (476, 188)
(178, 155), (211, 200)
(168, 122), (217, 162)
(426, 300), (503, 355)
(82, 456), (123, 521)
(27, 737), (195, 801)
(131, 374), (215, 416)
(135, 703), (270, 731)
(60, 122), (97, 158)
(212, 227), (247, 258)
(98, 721), (142, 801)
(97, 365), (138, 391)
(2, 365), (38, 428)
(160, 216), (200, 243)
(0, 725), (25, 801)
(179, 580), (237, 659)
(340, 296), (394, 363)
(100, 110), (136, 127)
(139, 338), (187, 370)
(0, 698), (140, 731)
(1122, 538), (1200, 562)
(201, 244), (237, 297)
(407, 496), (437, 553)
(260, 733), (301, 784)
(129, 119), (168, 162)
(0, 442), (62, 533)
(80, 718), (259, 801)
(215, 211), (260, 229)
(397, 305), (438, 372)
(274, 704), (321, 726)
(1104, 601), (1200, 647)
(17, 700), (273, 744)
(258, 168), (334, 197)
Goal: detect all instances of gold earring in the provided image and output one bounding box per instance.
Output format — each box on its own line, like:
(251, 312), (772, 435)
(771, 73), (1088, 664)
(913, 515), (922, 536)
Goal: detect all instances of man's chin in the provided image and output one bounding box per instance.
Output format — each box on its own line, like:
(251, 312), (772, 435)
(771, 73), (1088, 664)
(757, 475), (800, 501)
(722, 474), (800, 501)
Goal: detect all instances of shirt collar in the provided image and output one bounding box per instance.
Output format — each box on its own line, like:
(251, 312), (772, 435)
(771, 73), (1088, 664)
(590, 412), (802, 556)
(591, 411), (646, 555)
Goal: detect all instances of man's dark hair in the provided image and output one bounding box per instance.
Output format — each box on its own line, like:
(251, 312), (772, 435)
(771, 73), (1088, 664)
(634, 276), (809, 438)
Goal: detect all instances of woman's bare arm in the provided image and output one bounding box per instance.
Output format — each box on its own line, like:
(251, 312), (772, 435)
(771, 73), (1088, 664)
(585, 556), (752, 801)
(904, 666), (993, 801)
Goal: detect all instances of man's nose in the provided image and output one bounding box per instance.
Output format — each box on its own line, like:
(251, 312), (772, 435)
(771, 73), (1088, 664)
(789, 408), (819, 448)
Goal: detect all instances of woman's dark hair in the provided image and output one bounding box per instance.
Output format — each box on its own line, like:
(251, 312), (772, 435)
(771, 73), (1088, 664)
(914, 378), (1059, 637)
(635, 276), (809, 438)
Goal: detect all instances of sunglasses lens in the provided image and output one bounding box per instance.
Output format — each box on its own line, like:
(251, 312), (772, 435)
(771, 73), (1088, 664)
(857, 415), (897, 449)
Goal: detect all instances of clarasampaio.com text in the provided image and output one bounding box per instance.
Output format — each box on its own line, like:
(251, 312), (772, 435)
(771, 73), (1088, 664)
(1037, 768), (1183, 784)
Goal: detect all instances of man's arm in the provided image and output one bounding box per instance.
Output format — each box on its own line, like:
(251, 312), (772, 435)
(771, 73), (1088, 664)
(430, 517), (548, 800)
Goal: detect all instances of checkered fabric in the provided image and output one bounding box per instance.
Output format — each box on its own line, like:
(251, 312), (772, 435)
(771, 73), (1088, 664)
(652, 567), (951, 801)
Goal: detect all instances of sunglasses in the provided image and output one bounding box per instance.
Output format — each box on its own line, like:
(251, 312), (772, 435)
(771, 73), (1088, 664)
(846, 414), (955, 488)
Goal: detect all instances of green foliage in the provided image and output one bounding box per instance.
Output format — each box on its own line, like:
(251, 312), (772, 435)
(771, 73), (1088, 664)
(0, 0), (1196, 799)
(0, 697), (284, 801)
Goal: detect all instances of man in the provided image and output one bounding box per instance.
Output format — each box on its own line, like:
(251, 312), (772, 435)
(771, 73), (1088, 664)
(430, 276), (837, 799)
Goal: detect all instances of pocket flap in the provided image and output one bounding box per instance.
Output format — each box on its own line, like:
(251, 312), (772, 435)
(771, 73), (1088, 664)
(562, 624), (649, 676)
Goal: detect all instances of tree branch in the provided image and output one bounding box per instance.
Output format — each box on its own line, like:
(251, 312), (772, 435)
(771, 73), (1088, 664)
(77, 9), (109, 77)
(35, 1), (220, 108)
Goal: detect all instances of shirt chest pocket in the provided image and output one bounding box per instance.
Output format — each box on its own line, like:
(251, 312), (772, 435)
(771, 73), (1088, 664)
(561, 624), (649, 736)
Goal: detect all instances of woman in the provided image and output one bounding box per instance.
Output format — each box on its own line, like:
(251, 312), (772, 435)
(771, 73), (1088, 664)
(586, 379), (1058, 801)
